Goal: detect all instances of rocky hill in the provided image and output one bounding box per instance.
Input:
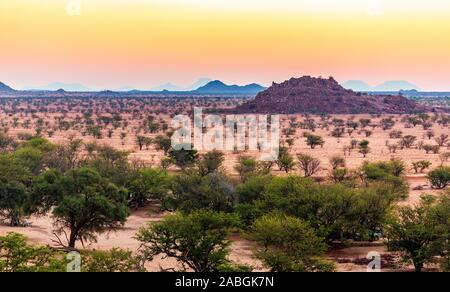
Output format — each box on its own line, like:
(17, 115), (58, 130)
(235, 76), (428, 114)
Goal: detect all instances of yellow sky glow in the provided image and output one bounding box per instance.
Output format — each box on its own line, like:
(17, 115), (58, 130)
(1, 0), (450, 90)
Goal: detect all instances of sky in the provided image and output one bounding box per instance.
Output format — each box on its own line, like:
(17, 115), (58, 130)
(1, 0), (450, 90)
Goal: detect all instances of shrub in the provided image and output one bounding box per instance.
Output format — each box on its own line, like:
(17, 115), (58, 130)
(136, 210), (240, 272)
(427, 167), (450, 189)
(250, 214), (334, 272)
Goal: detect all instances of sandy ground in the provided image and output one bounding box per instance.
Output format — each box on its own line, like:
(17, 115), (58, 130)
(0, 208), (262, 272)
(0, 175), (440, 273)
(1, 109), (449, 271)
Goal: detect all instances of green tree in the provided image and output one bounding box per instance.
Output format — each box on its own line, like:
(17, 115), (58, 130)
(136, 136), (147, 151)
(197, 150), (225, 176)
(0, 233), (65, 272)
(253, 176), (397, 242)
(153, 135), (172, 155)
(359, 160), (409, 199)
(276, 147), (295, 173)
(81, 248), (143, 272)
(427, 166), (450, 189)
(0, 180), (30, 226)
(0, 133), (16, 153)
(297, 154), (320, 177)
(412, 160), (432, 174)
(359, 140), (370, 158)
(168, 171), (235, 213)
(136, 210), (239, 272)
(84, 145), (132, 187)
(250, 214), (334, 272)
(0, 155), (33, 226)
(13, 137), (56, 175)
(128, 168), (170, 208)
(305, 134), (325, 149)
(386, 195), (444, 272)
(168, 144), (199, 170)
(33, 168), (129, 249)
(234, 155), (257, 182)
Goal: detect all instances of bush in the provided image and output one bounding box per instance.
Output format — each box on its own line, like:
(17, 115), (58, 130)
(136, 210), (240, 272)
(168, 171), (236, 213)
(0, 233), (65, 272)
(386, 194), (450, 272)
(412, 160), (432, 173)
(305, 134), (325, 149)
(360, 160), (409, 199)
(197, 150), (225, 176)
(81, 248), (143, 272)
(250, 214), (335, 272)
(297, 154), (320, 177)
(427, 167), (450, 189)
(251, 176), (396, 242)
(128, 168), (170, 208)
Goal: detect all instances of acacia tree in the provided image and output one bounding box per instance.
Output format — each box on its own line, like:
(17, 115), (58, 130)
(136, 210), (240, 272)
(33, 167), (129, 249)
(197, 150), (225, 176)
(412, 161), (432, 174)
(251, 214), (335, 272)
(435, 134), (449, 147)
(136, 136), (147, 151)
(168, 171), (235, 213)
(297, 154), (320, 177)
(305, 134), (325, 149)
(0, 233), (64, 272)
(359, 140), (370, 158)
(427, 167), (450, 189)
(168, 145), (199, 170)
(0, 154), (33, 226)
(153, 135), (172, 155)
(0, 180), (30, 226)
(234, 155), (258, 182)
(386, 195), (449, 272)
(276, 147), (295, 173)
(128, 168), (170, 208)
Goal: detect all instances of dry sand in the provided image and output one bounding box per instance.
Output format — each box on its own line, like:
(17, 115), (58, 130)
(1, 110), (449, 271)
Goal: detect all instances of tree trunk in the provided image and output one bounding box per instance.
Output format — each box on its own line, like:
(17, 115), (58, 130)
(414, 261), (423, 273)
(68, 231), (77, 249)
(9, 211), (21, 227)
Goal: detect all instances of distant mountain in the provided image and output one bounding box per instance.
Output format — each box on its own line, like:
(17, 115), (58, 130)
(151, 83), (184, 92)
(194, 80), (265, 95)
(0, 82), (15, 93)
(115, 86), (135, 92)
(23, 82), (92, 92)
(374, 81), (420, 91)
(185, 78), (213, 91)
(343, 80), (420, 92)
(342, 80), (372, 91)
(150, 78), (213, 91)
(235, 76), (428, 114)
(5, 79), (264, 96)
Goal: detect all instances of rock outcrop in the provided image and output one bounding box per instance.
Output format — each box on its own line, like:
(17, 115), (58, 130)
(235, 76), (428, 114)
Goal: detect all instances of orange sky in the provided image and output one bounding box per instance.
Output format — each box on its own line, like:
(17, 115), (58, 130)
(1, 0), (450, 90)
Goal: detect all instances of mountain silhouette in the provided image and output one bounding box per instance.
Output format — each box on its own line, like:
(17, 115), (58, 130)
(0, 81), (15, 92)
(342, 80), (372, 91)
(343, 80), (420, 92)
(374, 81), (419, 91)
(194, 80), (265, 95)
(23, 82), (92, 92)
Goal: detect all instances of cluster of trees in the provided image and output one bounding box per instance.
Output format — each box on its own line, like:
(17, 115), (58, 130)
(1, 129), (450, 272)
